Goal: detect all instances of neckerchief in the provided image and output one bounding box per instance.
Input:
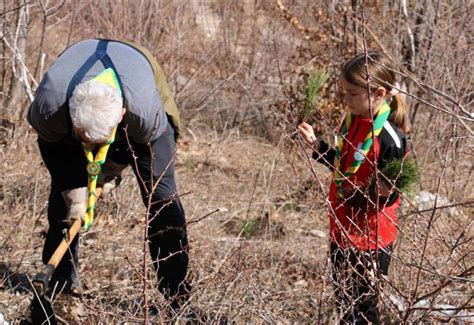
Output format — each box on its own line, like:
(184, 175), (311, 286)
(82, 128), (116, 230)
(333, 101), (391, 197)
(81, 68), (122, 230)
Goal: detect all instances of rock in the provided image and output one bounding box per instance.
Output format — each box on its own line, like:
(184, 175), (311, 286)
(294, 279), (308, 288)
(415, 191), (458, 216)
(310, 229), (326, 238)
(0, 312), (9, 325)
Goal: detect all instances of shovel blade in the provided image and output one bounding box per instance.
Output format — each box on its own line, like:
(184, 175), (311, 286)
(31, 295), (57, 325)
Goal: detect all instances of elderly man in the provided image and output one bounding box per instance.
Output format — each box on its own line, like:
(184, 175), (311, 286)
(27, 39), (189, 310)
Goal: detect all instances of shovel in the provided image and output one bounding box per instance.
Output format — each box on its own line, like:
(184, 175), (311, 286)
(30, 188), (102, 324)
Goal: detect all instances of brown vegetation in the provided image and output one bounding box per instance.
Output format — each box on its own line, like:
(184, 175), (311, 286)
(1, 0), (472, 323)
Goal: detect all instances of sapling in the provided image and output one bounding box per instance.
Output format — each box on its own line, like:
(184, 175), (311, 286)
(302, 68), (329, 123)
(370, 156), (419, 197)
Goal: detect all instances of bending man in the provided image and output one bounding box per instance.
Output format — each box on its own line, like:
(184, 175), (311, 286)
(27, 39), (189, 310)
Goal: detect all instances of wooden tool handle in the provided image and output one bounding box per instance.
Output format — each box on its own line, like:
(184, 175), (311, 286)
(47, 187), (103, 267)
(47, 218), (81, 267)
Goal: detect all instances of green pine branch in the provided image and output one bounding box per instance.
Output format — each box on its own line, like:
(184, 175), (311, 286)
(302, 68), (329, 122)
(370, 156), (419, 197)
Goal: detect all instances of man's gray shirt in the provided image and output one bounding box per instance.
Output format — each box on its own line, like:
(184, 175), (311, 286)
(28, 39), (167, 143)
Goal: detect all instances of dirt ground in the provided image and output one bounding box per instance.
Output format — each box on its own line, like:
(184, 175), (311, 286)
(1, 126), (473, 324)
(0, 128), (339, 323)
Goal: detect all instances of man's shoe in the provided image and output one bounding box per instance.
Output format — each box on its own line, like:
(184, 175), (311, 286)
(49, 272), (82, 296)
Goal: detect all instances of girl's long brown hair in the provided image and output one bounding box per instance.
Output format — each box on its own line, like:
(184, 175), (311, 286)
(342, 51), (409, 133)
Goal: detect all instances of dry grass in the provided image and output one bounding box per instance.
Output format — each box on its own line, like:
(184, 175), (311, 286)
(1, 127), (471, 323)
(0, 128), (332, 323)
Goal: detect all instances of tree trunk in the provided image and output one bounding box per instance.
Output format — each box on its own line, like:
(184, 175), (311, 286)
(4, 0), (29, 124)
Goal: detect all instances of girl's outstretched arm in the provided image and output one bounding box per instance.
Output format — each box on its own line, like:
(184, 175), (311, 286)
(297, 122), (336, 170)
(312, 140), (336, 171)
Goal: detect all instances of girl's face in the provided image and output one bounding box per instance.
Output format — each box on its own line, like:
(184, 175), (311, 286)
(341, 78), (386, 118)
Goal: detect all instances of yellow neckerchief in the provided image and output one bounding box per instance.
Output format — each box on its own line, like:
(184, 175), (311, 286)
(81, 68), (122, 230)
(82, 128), (116, 230)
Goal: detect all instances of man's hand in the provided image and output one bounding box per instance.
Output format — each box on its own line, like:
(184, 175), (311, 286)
(298, 122), (319, 150)
(97, 160), (128, 196)
(62, 187), (87, 222)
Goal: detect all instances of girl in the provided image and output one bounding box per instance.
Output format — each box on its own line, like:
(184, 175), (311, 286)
(298, 51), (408, 324)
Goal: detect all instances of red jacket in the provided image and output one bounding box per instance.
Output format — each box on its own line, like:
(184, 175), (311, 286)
(314, 115), (407, 250)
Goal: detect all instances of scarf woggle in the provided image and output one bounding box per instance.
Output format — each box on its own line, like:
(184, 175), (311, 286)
(333, 101), (391, 197)
(82, 68), (122, 230)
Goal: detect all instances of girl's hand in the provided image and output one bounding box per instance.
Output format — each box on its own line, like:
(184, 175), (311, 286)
(378, 179), (393, 197)
(298, 122), (318, 148)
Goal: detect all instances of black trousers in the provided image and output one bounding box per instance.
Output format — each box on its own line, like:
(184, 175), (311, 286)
(330, 242), (392, 325)
(38, 123), (189, 300)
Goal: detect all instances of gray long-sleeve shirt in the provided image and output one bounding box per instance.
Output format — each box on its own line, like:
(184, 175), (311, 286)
(28, 39), (167, 143)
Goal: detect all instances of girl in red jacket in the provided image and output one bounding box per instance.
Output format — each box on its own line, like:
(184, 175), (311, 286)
(298, 52), (408, 324)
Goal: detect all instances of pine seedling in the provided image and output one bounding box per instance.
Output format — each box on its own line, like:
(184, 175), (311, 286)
(302, 68), (329, 123)
(370, 156), (419, 197)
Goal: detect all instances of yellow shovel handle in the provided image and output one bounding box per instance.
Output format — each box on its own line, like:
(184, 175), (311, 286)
(47, 187), (102, 267)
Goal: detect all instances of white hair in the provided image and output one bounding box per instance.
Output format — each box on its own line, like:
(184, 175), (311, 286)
(69, 81), (123, 143)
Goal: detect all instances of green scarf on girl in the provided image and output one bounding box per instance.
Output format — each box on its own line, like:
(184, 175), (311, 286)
(333, 101), (391, 197)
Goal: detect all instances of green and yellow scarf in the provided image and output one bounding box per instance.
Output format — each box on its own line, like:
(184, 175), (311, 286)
(82, 68), (121, 230)
(333, 101), (391, 197)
